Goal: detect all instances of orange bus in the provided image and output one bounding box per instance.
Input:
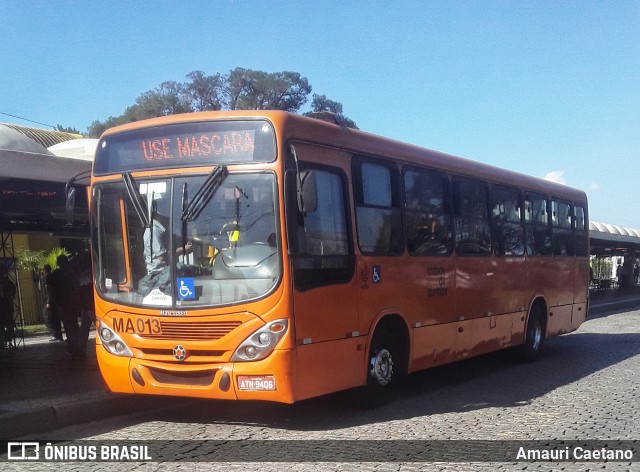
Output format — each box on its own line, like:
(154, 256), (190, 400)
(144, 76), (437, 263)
(87, 110), (589, 403)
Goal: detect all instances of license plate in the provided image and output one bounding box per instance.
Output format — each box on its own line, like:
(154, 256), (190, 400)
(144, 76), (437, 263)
(237, 375), (276, 391)
(112, 316), (162, 335)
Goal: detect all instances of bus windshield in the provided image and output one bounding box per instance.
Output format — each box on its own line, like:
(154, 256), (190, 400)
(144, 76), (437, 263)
(92, 171), (281, 308)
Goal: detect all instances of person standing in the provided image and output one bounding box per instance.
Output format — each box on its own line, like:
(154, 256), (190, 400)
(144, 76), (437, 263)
(0, 266), (16, 345)
(41, 264), (63, 342)
(49, 255), (82, 358)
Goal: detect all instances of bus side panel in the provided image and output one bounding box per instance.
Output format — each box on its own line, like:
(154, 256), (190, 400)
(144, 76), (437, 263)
(455, 313), (514, 359)
(546, 304), (573, 336)
(455, 257), (497, 321)
(571, 302), (587, 331)
(534, 258), (575, 307)
(492, 257), (527, 316)
(574, 257), (590, 304)
(293, 338), (364, 401)
(411, 322), (457, 371)
(402, 258), (455, 327)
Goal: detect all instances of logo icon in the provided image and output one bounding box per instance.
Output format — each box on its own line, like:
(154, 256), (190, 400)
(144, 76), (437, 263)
(173, 345), (187, 361)
(7, 442), (39, 461)
(177, 277), (195, 299)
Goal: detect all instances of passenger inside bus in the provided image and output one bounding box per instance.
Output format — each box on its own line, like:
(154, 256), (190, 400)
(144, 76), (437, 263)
(138, 203), (192, 296)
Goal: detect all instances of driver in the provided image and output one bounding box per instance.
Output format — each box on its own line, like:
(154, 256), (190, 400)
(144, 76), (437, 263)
(143, 207), (193, 276)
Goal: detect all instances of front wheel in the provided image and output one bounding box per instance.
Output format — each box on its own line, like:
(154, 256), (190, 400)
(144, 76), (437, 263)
(361, 330), (398, 407)
(520, 306), (546, 362)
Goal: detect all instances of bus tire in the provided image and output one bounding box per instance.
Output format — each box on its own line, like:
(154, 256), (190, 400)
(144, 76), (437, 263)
(520, 305), (546, 362)
(362, 329), (398, 407)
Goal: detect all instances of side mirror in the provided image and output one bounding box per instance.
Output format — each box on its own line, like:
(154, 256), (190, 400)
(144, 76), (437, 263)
(65, 187), (76, 225)
(65, 169), (91, 226)
(298, 171), (317, 213)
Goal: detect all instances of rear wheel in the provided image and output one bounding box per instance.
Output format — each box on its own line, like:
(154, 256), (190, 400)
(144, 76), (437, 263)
(520, 305), (546, 362)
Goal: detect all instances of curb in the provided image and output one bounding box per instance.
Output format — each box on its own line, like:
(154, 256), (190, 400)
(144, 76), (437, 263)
(1, 394), (176, 439)
(589, 298), (640, 317)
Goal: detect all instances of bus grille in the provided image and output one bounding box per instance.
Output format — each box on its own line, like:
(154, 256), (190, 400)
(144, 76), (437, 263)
(141, 321), (242, 341)
(148, 367), (216, 386)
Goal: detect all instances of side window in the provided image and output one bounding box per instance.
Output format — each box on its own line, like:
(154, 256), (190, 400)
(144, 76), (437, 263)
(574, 204), (588, 256)
(491, 185), (525, 256)
(552, 200), (574, 256)
(404, 168), (453, 255)
(300, 170), (349, 256)
(524, 194), (552, 256)
(453, 178), (491, 255)
(354, 158), (404, 255)
(287, 166), (354, 291)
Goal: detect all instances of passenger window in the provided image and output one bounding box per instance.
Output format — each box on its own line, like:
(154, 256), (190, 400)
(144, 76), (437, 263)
(552, 200), (574, 256)
(354, 158), (404, 255)
(453, 178), (491, 255)
(574, 205), (588, 256)
(524, 194), (552, 256)
(404, 168), (453, 255)
(491, 185), (524, 256)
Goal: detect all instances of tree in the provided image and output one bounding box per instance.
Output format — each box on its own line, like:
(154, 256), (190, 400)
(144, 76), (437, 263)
(126, 81), (192, 120)
(223, 68), (311, 112)
(185, 71), (223, 111)
(310, 94), (344, 115)
(55, 125), (80, 134)
(305, 94), (358, 129)
(86, 68), (356, 135)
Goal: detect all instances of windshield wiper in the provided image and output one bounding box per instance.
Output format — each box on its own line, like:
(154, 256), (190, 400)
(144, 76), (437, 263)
(123, 172), (150, 227)
(181, 165), (228, 222)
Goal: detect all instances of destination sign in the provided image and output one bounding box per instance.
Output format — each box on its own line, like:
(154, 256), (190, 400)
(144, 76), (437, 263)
(93, 120), (276, 175)
(140, 130), (255, 162)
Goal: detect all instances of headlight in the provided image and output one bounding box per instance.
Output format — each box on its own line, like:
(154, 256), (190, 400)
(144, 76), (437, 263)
(230, 319), (288, 362)
(98, 322), (133, 358)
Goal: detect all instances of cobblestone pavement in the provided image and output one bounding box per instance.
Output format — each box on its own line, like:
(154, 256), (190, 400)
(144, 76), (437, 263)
(6, 309), (640, 471)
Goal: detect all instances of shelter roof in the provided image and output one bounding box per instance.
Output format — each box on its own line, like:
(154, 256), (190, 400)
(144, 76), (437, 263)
(0, 123), (82, 148)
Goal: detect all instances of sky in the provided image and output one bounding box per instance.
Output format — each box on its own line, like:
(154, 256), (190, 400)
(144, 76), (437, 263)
(1, 1), (639, 228)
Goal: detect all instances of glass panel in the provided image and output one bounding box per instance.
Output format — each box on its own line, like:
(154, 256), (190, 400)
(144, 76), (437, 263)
(299, 170), (349, 256)
(355, 159), (403, 255)
(404, 168), (452, 256)
(525, 195), (552, 256)
(491, 185), (524, 256)
(553, 201), (572, 228)
(92, 173), (281, 308)
(361, 162), (392, 207)
(453, 179), (491, 255)
(94, 120), (276, 175)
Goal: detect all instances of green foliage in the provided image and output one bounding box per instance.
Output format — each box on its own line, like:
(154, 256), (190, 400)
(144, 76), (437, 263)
(42, 247), (71, 271)
(15, 249), (46, 272)
(55, 124), (81, 134)
(15, 247), (71, 272)
(305, 94), (358, 129)
(86, 68), (357, 136)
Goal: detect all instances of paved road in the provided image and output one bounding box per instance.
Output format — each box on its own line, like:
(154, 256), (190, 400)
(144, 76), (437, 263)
(7, 308), (640, 471)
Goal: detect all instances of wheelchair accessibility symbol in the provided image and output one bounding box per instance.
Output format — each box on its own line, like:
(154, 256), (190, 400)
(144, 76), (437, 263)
(177, 277), (195, 299)
(372, 265), (381, 284)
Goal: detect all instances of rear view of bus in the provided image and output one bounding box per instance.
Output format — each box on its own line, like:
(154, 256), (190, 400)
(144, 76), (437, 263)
(91, 114), (296, 402)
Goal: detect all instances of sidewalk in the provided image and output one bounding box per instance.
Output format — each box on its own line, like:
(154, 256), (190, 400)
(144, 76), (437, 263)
(1, 290), (639, 439)
(0, 333), (173, 439)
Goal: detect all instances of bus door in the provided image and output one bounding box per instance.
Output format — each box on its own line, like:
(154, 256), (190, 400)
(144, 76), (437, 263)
(286, 144), (360, 399)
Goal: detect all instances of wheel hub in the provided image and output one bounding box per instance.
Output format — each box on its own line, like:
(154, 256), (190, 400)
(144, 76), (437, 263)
(370, 348), (394, 386)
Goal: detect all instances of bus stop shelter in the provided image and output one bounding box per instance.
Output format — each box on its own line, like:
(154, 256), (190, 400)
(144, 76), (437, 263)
(589, 221), (640, 289)
(0, 124), (93, 344)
